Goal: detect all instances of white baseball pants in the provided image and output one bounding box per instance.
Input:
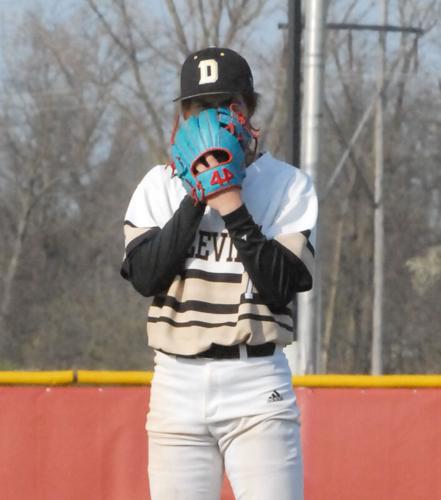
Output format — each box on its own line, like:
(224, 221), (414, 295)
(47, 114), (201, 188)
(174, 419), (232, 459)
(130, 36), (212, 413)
(146, 346), (303, 500)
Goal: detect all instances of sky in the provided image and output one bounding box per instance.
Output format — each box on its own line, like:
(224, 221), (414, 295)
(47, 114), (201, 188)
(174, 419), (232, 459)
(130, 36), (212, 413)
(0, 0), (285, 45)
(0, 0), (438, 95)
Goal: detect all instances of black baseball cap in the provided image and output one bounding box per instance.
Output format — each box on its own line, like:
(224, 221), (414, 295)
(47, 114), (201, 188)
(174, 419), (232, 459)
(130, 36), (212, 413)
(174, 47), (254, 102)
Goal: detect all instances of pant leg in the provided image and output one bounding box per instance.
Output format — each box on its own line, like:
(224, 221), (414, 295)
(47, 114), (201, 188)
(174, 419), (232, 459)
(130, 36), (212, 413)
(147, 351), (223, 500)
(223, 417), (303, 500)
(148, 430), (223, 500)
(209, 349), (304, 500)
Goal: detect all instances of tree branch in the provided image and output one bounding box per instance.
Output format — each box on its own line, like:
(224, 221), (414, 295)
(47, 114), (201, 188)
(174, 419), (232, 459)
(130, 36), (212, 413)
(165, 0), (190, 55)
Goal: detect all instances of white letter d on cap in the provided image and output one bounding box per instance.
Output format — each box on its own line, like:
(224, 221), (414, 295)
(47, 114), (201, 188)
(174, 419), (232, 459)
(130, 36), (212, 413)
(198, 59), (218, 84)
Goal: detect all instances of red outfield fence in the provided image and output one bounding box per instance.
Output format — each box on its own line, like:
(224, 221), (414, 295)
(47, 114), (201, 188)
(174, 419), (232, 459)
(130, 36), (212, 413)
(1, 373), (441, 500)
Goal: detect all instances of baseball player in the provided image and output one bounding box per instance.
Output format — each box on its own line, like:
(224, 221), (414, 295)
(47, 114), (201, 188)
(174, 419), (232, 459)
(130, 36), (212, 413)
(121, 47), (317, 500)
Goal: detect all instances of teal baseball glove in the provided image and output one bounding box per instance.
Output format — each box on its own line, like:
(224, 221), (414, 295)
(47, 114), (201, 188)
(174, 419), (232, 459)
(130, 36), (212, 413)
(169, 106), (253, 203)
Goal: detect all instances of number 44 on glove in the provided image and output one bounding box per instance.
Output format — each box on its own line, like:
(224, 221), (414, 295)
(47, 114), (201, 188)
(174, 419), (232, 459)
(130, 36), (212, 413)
(169, 106), (256, 204)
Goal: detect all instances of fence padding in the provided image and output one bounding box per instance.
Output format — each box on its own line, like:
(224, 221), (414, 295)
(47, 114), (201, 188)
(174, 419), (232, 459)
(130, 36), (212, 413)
(1, 385), (440, 500)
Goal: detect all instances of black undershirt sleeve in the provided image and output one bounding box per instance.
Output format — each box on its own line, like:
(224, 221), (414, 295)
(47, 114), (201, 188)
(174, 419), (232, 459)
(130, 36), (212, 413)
(121, 196), (205, 297)
(222, 204), (312, 310)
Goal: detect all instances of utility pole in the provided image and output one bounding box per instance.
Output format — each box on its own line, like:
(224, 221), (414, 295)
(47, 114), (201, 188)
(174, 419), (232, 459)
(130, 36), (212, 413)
(286, 0), (302, 168)
(283, 0), (303, 374)
(371, 0), (388, 374)
(296, 0), (327, 374)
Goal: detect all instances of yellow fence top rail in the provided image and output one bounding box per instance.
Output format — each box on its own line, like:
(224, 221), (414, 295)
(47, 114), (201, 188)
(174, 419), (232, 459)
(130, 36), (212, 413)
(293, 374), (441, 388)
(77, 370), (153, 385)
(0, 371), (74, 385)
(1, 372), (441, 388)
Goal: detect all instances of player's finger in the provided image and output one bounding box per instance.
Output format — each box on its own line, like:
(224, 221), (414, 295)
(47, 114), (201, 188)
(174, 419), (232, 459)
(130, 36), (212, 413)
(194, 152), (224, 173)
(205, 153), (219, 167)
(194, 162), (205, 173)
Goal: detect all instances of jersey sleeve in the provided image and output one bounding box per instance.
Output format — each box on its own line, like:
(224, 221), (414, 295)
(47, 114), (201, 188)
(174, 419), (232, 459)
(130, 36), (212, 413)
(120, 166), (206, 296)
(122, 167), (165, 255)
(270, 169), (318, 279)
(124, 172), (161, 229)
(222, 167), (318, 309)
(123, 165), (187, 256)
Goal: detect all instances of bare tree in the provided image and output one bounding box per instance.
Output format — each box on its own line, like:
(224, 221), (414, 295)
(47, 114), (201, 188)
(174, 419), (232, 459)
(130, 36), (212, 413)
(0, 0), (284, 369)
(320, 0), (440, 372)
(1, 0), (439, 373)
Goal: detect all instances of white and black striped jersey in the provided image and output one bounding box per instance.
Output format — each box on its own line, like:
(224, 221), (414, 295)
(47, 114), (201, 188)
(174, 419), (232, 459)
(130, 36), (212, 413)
(121, 152), (318, 356)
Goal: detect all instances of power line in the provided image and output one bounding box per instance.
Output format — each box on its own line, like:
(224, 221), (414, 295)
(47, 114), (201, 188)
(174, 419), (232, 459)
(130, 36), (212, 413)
(278, 21), (424, 36)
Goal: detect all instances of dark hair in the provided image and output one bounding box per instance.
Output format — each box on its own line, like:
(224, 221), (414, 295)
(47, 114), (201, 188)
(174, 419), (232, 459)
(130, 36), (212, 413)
(242, 91), (259, 117)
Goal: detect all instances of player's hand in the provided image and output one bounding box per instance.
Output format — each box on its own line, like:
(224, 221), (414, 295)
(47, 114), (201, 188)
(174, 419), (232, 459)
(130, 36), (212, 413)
(195, 153), (243, 216)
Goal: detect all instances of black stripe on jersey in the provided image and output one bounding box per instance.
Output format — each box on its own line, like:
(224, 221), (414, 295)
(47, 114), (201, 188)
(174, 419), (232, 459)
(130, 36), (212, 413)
(239, 294), (291, 316)
(301, 230), (315, 257)
(153, 294), (292, 317)
(181, 268), (242, 283)
(148, 313), (292, 332)
(152, 296), (239, 314)
(240, 313), (292, 331)
(148, 315), (236, 328)
(124, 220), (137, 227)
